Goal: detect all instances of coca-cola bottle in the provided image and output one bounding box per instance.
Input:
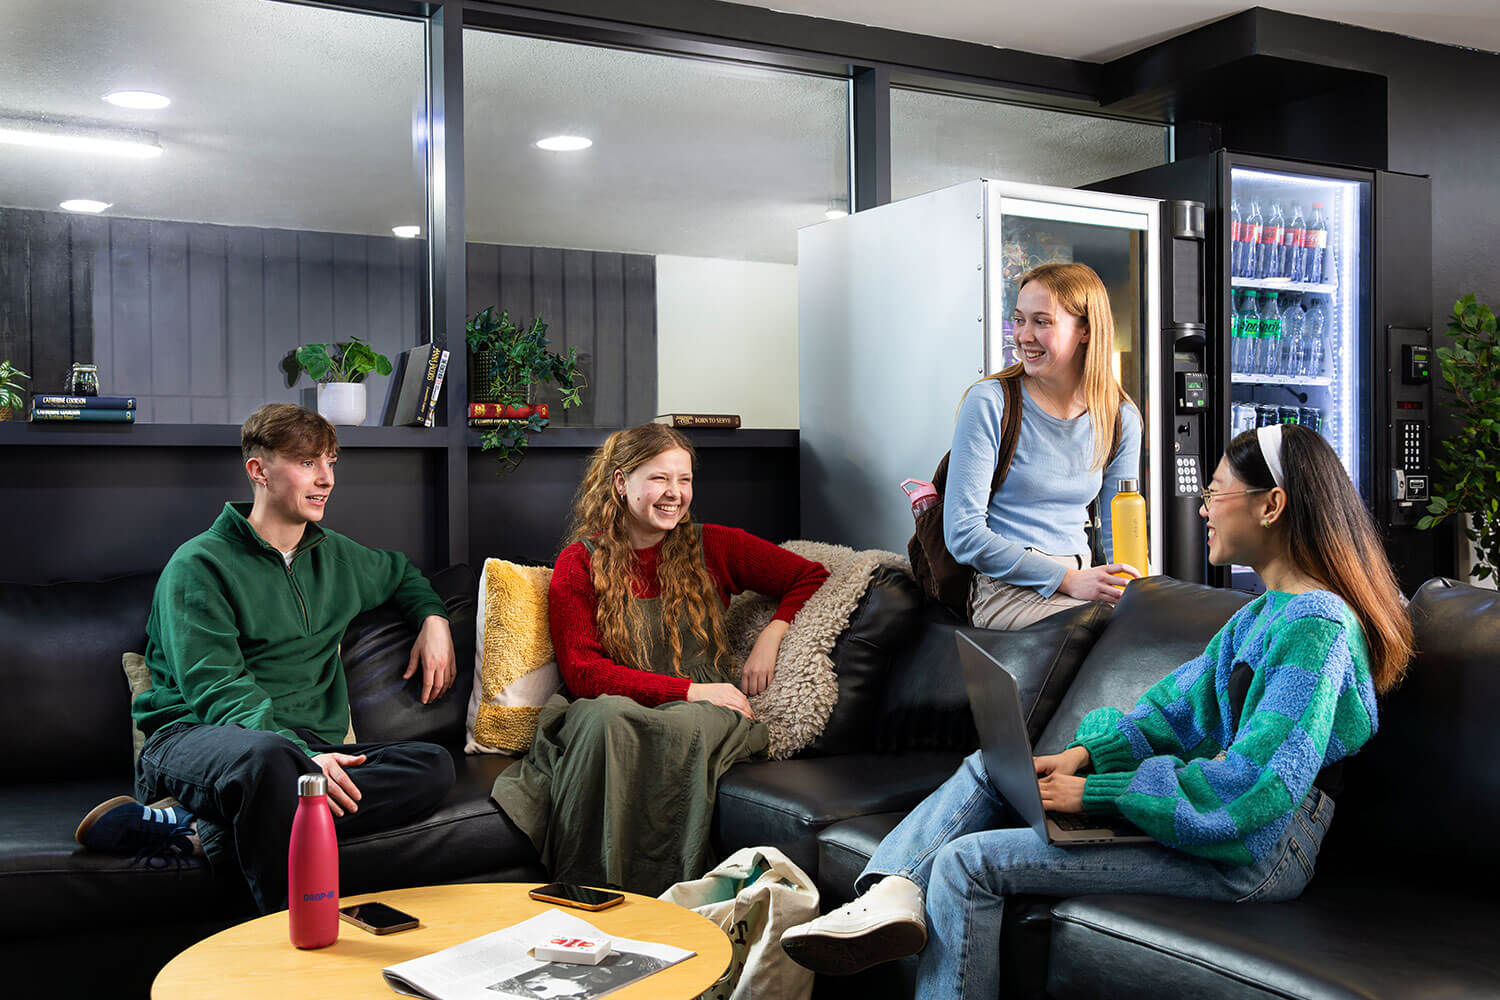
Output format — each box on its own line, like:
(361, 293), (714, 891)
(1258, 203), (1285, 280)
(1229, 200), (1244, 277)
(1303, 203), (1329, 284)
(1281, 203), (1305, 281)
(1242, 200), (1264, 279)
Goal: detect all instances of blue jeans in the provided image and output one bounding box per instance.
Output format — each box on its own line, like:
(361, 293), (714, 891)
(859, 751), (1334, 998)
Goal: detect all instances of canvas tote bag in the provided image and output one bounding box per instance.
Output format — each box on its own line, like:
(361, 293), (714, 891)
(659, 847), (819, 1000)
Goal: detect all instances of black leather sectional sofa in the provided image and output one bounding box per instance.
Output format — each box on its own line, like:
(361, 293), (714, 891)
(4, 564), (1498, 999)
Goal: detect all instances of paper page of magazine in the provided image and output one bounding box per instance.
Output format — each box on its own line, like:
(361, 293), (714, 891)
(381, 909), (695, 1000)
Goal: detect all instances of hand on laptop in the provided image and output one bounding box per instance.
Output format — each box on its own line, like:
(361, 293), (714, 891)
(1038, 772), (1086, 814)
(1034, 745), (1091, 779)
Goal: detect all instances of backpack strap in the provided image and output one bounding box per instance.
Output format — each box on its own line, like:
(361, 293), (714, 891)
(990, 374), (1023, 494)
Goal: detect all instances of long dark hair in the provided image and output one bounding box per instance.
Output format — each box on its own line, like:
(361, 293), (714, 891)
(1226, 425), (1412, 693)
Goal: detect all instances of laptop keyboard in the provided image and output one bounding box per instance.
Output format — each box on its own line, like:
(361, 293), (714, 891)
(1049, 812), (1141, 835)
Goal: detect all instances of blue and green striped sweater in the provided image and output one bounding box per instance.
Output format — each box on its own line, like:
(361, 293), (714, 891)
(1069, 590), (1377, 866)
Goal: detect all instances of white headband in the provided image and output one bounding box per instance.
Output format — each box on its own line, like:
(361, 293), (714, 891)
(1256, 423), (1286, 490)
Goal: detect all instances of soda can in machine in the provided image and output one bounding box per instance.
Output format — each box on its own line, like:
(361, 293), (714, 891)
(1298, 406), (1322, 434)
(1278, 405), (1300, 426)
(1255, 404), (1280, 428)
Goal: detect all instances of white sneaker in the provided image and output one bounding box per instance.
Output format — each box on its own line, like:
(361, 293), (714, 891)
(780, 875), (927, 976)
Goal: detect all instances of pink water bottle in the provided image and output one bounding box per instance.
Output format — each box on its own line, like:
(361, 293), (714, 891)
(901, 479), (939, 515)
(288, 773), (339, 949)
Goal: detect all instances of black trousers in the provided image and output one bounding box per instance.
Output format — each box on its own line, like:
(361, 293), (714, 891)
(136, 722), (455, 914)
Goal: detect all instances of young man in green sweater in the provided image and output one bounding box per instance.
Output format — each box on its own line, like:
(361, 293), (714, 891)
(76, 404), (458, 913)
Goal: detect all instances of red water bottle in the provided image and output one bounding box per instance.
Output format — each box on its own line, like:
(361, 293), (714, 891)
(288, 773), (339, 949)
(901, 479), (939, 515)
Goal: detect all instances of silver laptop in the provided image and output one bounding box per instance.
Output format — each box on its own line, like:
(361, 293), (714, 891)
(956, 632), (1154, 846)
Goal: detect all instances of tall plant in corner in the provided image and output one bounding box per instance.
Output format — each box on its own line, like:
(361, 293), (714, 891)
(1417, 293), (1500, 581)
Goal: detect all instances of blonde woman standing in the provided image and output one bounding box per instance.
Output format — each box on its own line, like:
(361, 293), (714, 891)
(946, 262), (1144, 630)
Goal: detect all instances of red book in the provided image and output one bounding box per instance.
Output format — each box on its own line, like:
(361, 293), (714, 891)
(469, 402), (548, 419)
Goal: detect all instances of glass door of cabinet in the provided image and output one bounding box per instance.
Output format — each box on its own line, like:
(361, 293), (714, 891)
(983, 181), (1162, 574)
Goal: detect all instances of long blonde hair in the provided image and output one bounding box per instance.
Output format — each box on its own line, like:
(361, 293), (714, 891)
(978, 262), (1132, 470)
(567, 423), (733, 679)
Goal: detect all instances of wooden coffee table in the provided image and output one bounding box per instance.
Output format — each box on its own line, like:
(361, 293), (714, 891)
(153, 882), (732, 999)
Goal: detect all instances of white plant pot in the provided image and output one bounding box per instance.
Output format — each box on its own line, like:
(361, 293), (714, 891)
(317, 382), (366, 426)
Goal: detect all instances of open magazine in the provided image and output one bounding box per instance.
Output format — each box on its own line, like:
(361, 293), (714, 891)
(382, 909), (695, 1000)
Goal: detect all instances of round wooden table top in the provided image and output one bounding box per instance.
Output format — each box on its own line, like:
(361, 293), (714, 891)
(152, 882), (732, 1000)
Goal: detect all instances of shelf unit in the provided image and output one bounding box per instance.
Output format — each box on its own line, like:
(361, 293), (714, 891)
(1230, 373), (1333, 387)
(1230, 277), (1338, 296)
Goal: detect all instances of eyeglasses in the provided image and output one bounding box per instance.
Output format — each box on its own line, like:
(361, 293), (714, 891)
(1200, 487), (1270, 506)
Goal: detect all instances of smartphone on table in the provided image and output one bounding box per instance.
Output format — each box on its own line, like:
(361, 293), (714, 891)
(339, 900), (420, 934)
(528, 882), (625, 911)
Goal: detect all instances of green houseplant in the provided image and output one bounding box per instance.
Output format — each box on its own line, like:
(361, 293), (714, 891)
(466, 307), (586, 471)
(288, 336), (393, 426)
(1418, 293), (1500, 581)
(0, 361), (29, 420)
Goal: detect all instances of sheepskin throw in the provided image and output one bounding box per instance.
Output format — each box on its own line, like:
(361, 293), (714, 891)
(724, 541), (910, 758)
(466, 558), (562, 754)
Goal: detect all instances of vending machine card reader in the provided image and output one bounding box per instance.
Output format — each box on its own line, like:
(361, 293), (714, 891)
(1387, 327), (1433, 526)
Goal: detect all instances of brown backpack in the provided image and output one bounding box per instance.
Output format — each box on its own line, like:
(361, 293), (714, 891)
(907, 375), (1122, 616)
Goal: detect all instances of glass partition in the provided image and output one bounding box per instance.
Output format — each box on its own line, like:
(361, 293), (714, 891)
(0, 0), (428, 424)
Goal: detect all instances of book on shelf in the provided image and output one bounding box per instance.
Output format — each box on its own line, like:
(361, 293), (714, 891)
(654, 413), (741, 429)
(422, 349), (451, 427)
(387, 344), (443, 427)
(468, 417), (533, 429)
(30, 407), (135, 423)
(31, 395), (136, 410)
(469, 402), (549, 420)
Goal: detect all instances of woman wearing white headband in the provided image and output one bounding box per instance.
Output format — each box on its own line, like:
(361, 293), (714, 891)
(782, 423), (1414, 996)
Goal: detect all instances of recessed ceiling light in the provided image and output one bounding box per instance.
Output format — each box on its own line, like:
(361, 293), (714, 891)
(391, 225), (420, 239)
(0, 117), (163, 159)
(104, 91), (171, 110)
(535, 135), (592, 152)
(825, 209), (849, 220)
(60, 199), (111, 214)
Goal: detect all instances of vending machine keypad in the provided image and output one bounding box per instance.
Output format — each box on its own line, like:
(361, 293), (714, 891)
(1175, 455), (1201, 497)
(1399, 420), (1425, 471)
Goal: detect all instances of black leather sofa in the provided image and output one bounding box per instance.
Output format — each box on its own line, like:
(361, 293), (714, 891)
(6, 563), (1499, 1000)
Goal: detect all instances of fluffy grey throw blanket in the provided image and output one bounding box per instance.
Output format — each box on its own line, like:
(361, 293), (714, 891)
(724, 540), (910, 758)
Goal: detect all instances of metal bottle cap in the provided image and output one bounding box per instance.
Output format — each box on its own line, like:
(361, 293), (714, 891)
(1118, 478), (1139, 492)
(298, 774), (327, 797)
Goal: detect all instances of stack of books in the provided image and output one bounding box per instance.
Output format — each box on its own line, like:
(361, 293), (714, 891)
(30, 395), (136, 423)
(468, 403), (548, 428)
(387, 344), (451, 427)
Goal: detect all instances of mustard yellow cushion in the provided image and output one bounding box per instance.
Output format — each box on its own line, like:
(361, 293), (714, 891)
(123, 652), (152, 764)
(465, 558), (561, 754)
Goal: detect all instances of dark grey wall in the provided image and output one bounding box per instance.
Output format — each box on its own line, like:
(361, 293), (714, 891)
(0, 208), (656, 428)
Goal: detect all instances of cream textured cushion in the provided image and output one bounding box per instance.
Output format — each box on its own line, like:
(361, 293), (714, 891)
(465, 558), (562, 754)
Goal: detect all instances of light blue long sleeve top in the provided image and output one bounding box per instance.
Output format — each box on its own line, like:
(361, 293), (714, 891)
(942, 378), (1143, 597)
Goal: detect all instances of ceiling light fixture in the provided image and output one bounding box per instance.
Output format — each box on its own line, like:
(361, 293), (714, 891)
(535, 135), (592, 152)
(60, 199), (111, 214)
(391, 225), (420, 239)
(103, 91), (171, 110)
(825, 208), (849, 220)
(0, 117), (163, 159)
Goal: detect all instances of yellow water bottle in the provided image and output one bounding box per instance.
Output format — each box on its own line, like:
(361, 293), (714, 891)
(1110, 478), (1148, 583)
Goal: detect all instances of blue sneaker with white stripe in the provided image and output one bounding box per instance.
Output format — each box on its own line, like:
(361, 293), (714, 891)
(75, 795), (196, 864)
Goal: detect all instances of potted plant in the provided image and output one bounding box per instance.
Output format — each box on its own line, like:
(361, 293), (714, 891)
(1418, 293), (1500, 581)
(466, 307), (586, 471)
(0, 361), (29, 421)
(288, 336), (393, 426)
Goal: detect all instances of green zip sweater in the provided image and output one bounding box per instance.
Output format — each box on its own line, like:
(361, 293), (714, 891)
(132, 502), (450, 757)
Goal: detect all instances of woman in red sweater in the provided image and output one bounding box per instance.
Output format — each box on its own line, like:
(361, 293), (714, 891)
(491, 423), (827, 894)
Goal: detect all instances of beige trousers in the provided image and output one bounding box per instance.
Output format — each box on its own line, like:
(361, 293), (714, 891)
(969, 551), (1087, 631)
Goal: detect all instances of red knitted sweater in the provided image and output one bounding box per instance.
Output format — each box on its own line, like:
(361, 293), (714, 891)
(548, 524), (829, 706)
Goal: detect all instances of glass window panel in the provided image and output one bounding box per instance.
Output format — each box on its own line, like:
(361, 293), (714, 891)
(0, 0), (427, 425)
(463, 30), (849, 429)
(891, 89), (1168, 201)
